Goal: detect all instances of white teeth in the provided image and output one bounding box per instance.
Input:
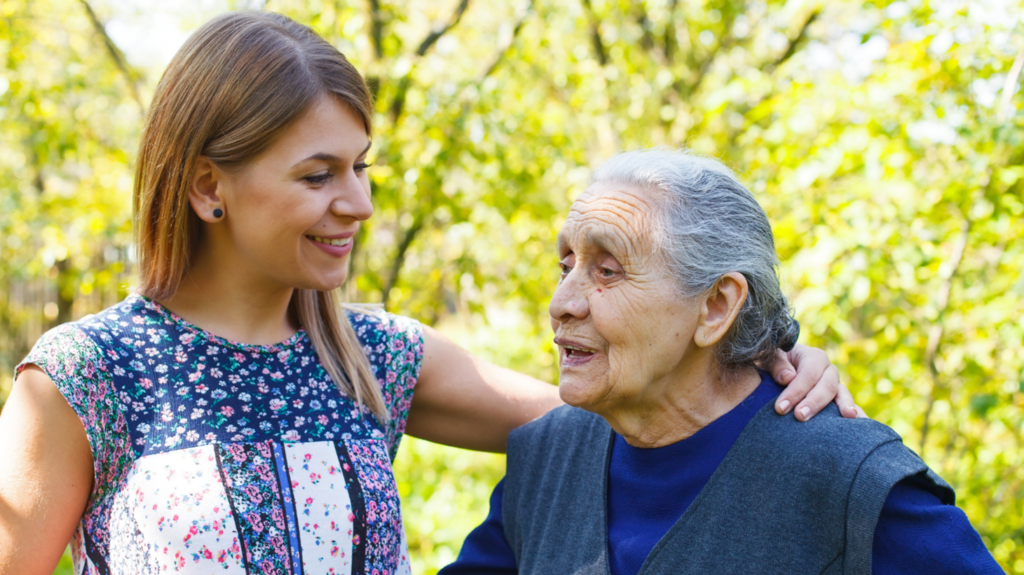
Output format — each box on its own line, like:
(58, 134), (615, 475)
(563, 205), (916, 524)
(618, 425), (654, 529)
(309, 236), (352, 247)
(564, 345), (595, 354)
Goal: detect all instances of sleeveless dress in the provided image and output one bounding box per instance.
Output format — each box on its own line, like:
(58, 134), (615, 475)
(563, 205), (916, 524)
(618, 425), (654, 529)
(15, 294), (424, 575)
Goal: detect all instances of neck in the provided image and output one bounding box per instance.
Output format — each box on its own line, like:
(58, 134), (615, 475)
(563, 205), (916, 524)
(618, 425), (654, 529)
(599, 354), (762, 449)
(157, 244), (300, 346)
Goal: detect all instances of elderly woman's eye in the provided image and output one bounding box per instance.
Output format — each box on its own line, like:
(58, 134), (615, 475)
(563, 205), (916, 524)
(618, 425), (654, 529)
(559, 263), (572, 276)
(600, 267), (618, 278)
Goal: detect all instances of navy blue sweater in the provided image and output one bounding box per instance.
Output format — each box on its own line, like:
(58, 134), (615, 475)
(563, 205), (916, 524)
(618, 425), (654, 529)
(441, 376), (1003, 575)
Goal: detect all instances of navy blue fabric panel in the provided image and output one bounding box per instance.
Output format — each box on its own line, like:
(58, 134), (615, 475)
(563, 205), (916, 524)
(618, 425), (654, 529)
(607, 373), (779, 575)
(874, 478), (1004, 574)
(438, 479), (518, 575)
(72, 296), (388, 459)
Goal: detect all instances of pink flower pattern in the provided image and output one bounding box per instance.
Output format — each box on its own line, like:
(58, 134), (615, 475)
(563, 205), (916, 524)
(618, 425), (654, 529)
(16, 295), (423, 575)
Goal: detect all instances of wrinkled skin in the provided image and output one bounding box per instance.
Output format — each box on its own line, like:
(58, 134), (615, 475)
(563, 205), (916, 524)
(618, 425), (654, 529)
(550, 181), (764, 447)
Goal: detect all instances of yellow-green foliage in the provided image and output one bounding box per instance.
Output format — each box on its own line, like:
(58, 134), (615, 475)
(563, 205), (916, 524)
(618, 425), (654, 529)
(0, 0), (1021, 573)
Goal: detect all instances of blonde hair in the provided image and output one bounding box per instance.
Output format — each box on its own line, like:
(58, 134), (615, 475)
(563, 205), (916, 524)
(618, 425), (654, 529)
(134, 11), (388, 421)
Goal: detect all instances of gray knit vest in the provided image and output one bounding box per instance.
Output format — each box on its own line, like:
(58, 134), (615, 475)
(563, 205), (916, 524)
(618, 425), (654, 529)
(502, 402), (953, 575)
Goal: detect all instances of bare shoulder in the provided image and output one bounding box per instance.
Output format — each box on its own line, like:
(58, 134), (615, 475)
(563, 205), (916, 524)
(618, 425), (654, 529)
(9, 364), (76, 411)
(1, 364), (94, 492)
(0, 366), (93, 574)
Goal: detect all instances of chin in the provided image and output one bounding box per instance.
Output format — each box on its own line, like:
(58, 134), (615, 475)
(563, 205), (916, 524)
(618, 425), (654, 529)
(294, 277), (347, 293)
(557, 373), (604, 410)
(296, 268), (350, 292)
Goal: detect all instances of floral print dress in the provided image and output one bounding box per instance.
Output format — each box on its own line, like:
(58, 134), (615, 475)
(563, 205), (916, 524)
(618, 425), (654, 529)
(16, 294), (424, 575)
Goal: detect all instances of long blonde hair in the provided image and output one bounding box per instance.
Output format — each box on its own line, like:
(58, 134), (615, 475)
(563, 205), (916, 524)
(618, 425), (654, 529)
(134, 11), (388, 422)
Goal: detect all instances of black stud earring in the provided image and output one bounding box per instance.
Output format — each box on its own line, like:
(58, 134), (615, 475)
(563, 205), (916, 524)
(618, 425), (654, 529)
(213, 208), (224, 218)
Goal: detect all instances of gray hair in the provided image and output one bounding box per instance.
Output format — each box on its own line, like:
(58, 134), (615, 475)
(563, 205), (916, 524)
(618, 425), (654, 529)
(590, 148), (798, 371)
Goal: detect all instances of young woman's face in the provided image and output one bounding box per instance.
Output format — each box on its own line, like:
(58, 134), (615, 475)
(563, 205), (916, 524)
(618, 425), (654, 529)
(207, 96), (373, 292)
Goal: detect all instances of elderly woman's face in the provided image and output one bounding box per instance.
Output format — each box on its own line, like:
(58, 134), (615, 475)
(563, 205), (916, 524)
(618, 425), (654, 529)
(549, 182), (698, 411)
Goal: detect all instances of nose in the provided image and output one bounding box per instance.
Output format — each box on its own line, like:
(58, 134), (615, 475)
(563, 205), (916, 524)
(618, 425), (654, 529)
(330, 169), (374, 222)
(548, 269), (590, 324)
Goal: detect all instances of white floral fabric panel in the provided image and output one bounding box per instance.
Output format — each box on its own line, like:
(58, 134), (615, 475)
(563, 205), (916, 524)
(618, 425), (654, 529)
(107, 445), (245, 574)
(285, 440), (355, 575)
(395, 530), (413, 575)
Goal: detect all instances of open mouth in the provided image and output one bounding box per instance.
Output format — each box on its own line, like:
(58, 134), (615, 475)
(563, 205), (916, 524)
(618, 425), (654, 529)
(563, 345), (595, 358)
(561, 343), (597, 366)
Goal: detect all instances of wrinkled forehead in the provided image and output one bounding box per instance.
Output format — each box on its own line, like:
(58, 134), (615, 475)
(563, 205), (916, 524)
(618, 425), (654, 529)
(558, 182), (661, 255)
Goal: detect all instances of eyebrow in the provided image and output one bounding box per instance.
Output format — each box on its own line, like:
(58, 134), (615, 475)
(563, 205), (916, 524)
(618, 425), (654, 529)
(556, 227), (623, 256)
(291, 141), (372, 169)
(584, 228), (621, 255)
(557, 233), (570, 254)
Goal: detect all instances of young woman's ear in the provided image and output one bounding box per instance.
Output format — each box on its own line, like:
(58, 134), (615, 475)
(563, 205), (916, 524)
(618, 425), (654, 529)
(694, 272), (749, 348)
(189, 157), (226, 222)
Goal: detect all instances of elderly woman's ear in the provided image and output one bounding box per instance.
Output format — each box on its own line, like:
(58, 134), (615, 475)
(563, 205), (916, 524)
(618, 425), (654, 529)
(693, 272), (748, 348)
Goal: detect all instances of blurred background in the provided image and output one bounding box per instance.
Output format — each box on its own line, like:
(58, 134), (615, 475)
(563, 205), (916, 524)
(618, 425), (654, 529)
(0, 0), (1022, 572)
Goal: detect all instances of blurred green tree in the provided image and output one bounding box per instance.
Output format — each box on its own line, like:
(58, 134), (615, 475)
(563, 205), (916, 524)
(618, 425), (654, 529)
(0, 0), (1020, 573)
(0, 0), (138, 404)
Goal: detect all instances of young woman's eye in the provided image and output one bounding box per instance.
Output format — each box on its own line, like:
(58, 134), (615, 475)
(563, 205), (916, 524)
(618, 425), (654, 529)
(304, 172), (333, 186)
(354, 162), (373, 173)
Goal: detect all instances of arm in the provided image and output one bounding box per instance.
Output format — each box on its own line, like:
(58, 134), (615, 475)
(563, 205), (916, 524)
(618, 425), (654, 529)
(407, 329), (858, 452)
(0, 366), (93, 575)
(405, 326), (562, 453)
(873, 476), (1004, 574)
(438, 478), (518, 575)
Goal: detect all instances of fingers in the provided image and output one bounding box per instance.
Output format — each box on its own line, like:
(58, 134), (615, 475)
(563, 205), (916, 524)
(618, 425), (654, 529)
(834, 382), (859, 419)
(773, 344), (828, 416)
(772, 344), (864, 421)
(792, 364), (841, 421)
(769, 349), (797, 386)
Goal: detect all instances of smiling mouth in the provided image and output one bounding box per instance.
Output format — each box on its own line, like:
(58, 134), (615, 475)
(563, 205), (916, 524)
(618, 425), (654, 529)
(560, 343), (597, 367)
(563, 344), (596, 358)
(306, 235), (352, 247)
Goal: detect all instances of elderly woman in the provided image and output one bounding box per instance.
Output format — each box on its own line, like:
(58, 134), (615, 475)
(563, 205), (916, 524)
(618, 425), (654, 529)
(441, 150), (1002, 574)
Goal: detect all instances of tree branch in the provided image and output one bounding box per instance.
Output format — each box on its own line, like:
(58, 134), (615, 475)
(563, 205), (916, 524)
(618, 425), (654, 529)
(388, 0), (472, 122)
(997, 45), (1024, 122)
(30, 148), (44, 195)
(367, 0), (385, 60)
(919, 217), (971, 456)
(481, 0), (534, 79)
(726, 9), (824, 146)
(632, 3), (667, 65)
(676, 22), (737, 101)
(635, 9), (655, 52)
(78, 0), (145, 113)
(364, 0), (386, 97)
(766, 9), (820, 73)
(415, 0), (470, 57)
(380, 3), (532, 306)
(580, 0), (608, 66)
(382, 215), (426, 310)
(379, 1), (537, 304)
(663, 0), (679, 63)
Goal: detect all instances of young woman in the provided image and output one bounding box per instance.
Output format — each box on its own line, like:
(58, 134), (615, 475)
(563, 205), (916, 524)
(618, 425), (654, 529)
(0, 12), (856, 575)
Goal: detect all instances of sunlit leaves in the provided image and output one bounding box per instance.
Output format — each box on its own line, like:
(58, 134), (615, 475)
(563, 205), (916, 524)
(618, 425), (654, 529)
(1, 0), (1022, 572)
